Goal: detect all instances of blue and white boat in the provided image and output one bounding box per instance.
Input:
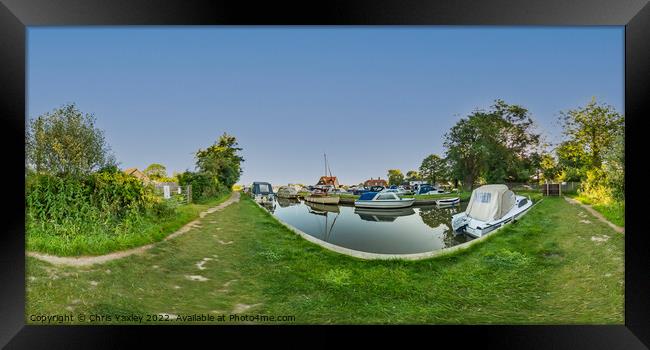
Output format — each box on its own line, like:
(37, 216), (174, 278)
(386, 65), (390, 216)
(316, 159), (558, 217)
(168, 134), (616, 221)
(354, 191), (415, 209)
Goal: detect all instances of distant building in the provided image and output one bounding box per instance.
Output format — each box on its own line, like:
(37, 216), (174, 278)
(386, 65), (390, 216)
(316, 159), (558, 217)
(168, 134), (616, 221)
(364, 177), (388, 188)
(123, 167), (151, 184)
(317, 176), (339, 187)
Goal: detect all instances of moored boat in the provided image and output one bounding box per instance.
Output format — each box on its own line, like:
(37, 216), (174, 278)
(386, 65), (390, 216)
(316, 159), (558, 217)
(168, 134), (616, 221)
(277, 186), (299, 199)
(304, 187), (340, 205)
(451, 184), (533, 238)
(354, 191), (415, 209)
(435, 197), (460, 206)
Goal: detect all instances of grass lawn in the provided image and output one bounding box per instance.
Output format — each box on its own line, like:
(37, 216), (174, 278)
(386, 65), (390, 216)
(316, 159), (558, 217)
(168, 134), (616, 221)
(26, 195), (623, 324)
(571, 195), (625, 227)
(26, 192), (232, 257)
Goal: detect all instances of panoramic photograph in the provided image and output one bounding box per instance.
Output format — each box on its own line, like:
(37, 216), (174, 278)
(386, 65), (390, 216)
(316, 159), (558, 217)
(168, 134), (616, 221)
(25, 27), (624, 324)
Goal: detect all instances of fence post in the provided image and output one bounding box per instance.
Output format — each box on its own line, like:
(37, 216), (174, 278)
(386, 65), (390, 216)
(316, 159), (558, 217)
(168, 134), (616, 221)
(187, 184), (192, 204)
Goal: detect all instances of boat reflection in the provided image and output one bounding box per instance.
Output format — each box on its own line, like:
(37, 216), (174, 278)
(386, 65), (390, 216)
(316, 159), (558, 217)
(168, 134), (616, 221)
(305, 201), (340, 215)
(354, 207), (415, 222)
(277, 197), (301, 208)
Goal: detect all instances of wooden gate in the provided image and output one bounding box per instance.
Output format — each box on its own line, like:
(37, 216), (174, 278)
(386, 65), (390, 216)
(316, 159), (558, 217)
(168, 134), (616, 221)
(541, 183), (561, 196)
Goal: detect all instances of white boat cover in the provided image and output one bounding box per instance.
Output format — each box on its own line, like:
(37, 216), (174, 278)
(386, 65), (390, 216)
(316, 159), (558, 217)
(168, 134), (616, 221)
(464, 184), (516, 222)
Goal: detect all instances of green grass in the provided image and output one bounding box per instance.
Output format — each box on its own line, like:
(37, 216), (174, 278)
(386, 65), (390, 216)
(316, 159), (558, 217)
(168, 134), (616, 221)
(571, 195), (625, 227)
(592, 202), (625, 227)
(26, 192), (231, 256)
(26, 193), (623, 324)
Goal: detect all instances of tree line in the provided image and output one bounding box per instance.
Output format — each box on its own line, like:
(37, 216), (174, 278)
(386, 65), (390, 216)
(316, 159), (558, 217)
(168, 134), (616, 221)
(387, 98), (624, 204)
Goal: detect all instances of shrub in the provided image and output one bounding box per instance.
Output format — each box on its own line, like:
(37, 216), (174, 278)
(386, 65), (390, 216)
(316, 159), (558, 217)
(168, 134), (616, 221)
(579, 168), (613, 205)
(26, 170), (162, 238)
(176, 171), (227, 203)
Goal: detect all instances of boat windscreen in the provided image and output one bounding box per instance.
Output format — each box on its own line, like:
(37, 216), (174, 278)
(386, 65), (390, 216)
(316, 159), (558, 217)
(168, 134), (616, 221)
(358, 192), (378, 200)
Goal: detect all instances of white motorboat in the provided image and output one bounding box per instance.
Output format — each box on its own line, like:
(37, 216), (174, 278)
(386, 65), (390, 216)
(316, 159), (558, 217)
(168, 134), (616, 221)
(436, 197), (460, 206)
(354, 191), (415, 209)
(277, 186), (299, 199)
(451, 184), (533, 238)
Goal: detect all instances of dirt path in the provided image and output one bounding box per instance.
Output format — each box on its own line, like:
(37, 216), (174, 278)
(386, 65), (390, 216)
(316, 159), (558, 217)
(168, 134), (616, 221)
(27, 192), (241, 266)
(564, 196), (624, 234)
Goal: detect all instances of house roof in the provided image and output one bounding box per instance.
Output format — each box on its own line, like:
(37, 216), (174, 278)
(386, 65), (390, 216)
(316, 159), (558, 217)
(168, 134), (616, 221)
(317, 176), (339, 185)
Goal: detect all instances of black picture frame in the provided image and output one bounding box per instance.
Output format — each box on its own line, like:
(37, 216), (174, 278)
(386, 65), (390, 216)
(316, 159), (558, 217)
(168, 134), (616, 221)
(1, 0), (648, 348)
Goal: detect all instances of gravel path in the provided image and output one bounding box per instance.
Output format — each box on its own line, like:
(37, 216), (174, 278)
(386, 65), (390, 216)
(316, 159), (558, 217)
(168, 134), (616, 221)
(27, 192), (241, 266)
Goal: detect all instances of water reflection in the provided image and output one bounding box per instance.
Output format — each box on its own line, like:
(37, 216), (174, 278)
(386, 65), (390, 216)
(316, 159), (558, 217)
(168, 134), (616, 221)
(355, 207), (415, 222)
(266, 198), (474, 255)
(277, 197), (301, 208)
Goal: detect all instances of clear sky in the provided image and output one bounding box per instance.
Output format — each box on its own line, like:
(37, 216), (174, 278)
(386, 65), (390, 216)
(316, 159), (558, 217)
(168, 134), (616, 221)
(27, 27), (624, 186)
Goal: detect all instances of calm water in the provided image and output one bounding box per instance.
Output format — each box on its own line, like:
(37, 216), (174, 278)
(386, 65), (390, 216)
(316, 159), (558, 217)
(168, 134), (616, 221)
(262, 197), (474, 255)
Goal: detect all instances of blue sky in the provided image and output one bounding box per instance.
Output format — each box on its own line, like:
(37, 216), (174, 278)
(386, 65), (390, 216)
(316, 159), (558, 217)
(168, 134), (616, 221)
(28, 27), (624, 186)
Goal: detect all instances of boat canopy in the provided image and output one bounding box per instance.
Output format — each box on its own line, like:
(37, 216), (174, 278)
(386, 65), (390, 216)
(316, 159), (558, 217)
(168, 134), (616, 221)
(252, 182), (273, 195)
(465, 184), (516, 222)
(358, 192), (379, 200)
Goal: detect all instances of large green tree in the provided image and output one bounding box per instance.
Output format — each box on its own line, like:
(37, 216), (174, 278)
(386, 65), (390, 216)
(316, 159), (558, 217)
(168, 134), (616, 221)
(444, 100), (541, 189)
(418, 154), (448, 185)
(556, 98), (624, 173)
(556, 99), (624, 202)
(387, 169), (405, 186)
(26, 103), (115, 176)
(195, 133), (244, 188)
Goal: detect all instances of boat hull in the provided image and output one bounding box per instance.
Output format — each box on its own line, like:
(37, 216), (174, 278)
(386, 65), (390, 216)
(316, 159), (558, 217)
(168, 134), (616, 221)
(354, 198), (415, 209)
(436, 197), (460, 206)
(304, 195), (340, 205)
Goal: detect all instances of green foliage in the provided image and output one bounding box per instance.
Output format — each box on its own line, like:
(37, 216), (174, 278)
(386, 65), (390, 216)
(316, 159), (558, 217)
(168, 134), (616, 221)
(557, 98), (624, 169)
(26, 103), (115, 176)
(26, 170), (158, 238)
(557, 98), (624, 204)
(144, 163), (168, 181)
(387, 169), (405, 186)
(419, 154), (448, 185)
(443, 100), (541, 189)
(405, 170), (421, 182)
(177, 170), (227, 203)
(578, 168), (613, 205)
(195, 133), (244, 189)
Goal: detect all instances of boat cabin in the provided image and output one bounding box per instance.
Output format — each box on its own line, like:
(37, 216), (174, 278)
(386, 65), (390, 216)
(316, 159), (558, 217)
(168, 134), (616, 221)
(251, 182), (274, 195)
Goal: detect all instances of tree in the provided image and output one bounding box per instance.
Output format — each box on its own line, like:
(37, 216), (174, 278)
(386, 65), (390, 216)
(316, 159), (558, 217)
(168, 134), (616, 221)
(387, 169), (404, 186)
(444, 100), (541, 189)
(419, 154), (448, 185)
(557, 98), (624, 170)
(405, 170), (421, 182)
(603, 132), (624, 201)
(195, 133), (244, 189)
(26, 103), (115, 176)
(538, 153), (561, 182)
(144, 163), (168, 181)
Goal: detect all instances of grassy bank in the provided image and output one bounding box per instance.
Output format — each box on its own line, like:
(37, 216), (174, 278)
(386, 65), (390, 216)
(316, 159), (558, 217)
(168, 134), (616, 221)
(571, 195), (625, 227)
(26, 194), (622, 324)
(27, 192), (231, 256)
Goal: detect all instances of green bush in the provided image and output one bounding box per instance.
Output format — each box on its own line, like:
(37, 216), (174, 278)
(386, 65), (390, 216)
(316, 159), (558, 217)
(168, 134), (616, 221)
(26, 170), (161, 237)
(176, 171), (227, 203)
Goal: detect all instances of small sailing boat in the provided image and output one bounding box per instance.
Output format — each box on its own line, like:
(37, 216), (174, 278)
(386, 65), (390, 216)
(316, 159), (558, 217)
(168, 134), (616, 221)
(305, 153), (340, 205)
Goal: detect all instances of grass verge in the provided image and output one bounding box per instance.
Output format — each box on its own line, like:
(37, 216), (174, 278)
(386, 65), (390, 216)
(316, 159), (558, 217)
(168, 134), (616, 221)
(26, 192), (232, 257)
